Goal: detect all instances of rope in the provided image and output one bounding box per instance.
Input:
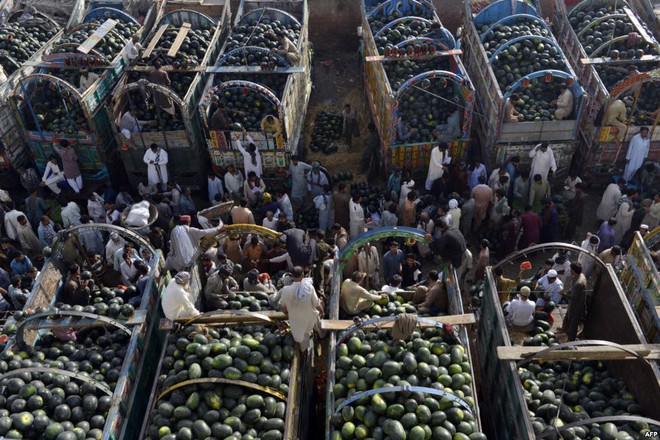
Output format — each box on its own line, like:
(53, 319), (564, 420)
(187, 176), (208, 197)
(410, 83), (486, 118)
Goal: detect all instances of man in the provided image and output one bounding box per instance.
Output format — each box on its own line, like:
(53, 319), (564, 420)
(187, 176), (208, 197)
(105, 233), (126, 270)
(16, 216), (43, 257)
(599, 245), (623, 270)
(331, 183), (350, 232)
(468, 160), (487, 190)
(40, 155), (65, 195)
(504, 286), (535, 329)
(519, 205), (543, 249)
(113, 242), (142, 275)
(415, 270), (448, 315)
(552, 83), (574, 120)
(162, 272), (200, 320)
(435, 108), (461, 140)
(577, 233), (600, 278)
(434, 220), (467, 269)
(243, 236), (264, 271)
(512, 170), (530, 210)
(179, 187), (196, 216)
(639, 162), (660, 195)
(288, 155), (312, 205)
(207, 172), (224, 203)
(471, 176), (492, 231)
(149, 61), (176, 117)
(277, 191), (294, 222)
(271, 30), (301, 65)
(209, 102), (231, 131)
(565, 182), (586, 240)
(125, 34), (141, 62)
(280, 228), (311, 268)
(37, 215), (58, 247)
(104, 201), (120, 225)
(563, 262), (587, 341)
(535, 269), (564, 308)
(87, 192), (106, 224)
(395, 113), (418, 143)
(604, 97), (630, 142)
(551, 251), (571, 285)
(381, 203), (398, 228)
(224, 164), (244, 200)
(262, 210), (278, 231)
(614, 188), (637, 244)
(204, 267), (238, 310)
(426, 143), (449, 191)
(529, 143), (557, 183)
(119, 108), (150, 142)
(78, 216), (104, 256)
(540, 198), (559, 243)
(314, 184), (333, 233)
(165, 182), (182, 216)
(24, 187), (46, 230)
(342, 104), (359, 150)
(230, 199), (255, 225)
(358, 242), (380, 290)
(488, 165), (510, 191)
(10, 251), (32, 277)
(53, 139), (83, 193)
(597, 217), (617, 253)
(165, 215), (224, 272)
(4, 201), (26, 242)
(382, 241), (405, 283)
(494, 267), (525, 304)
(120, 252), (139, 286)
(59, 264), (90, 306)
(529, 174), (550, 211)
(278, 266), (323, 351)
(459, 197), (474, 238)
(340, 271), (385, 316)
(78, 68), (99, 93)
(331, 223), (349, 251)
(562, 171), (583, 201)
(143, 144), (169, 188)
(61, 201), (81, 229)
(382, 274), (404, 293)
(401, 253), (422, 289)
(361, 123), (379, 175)
(623, 127), (650, 181)
(306, 161), (328, 198)
(243, 269), (275, 294)
(596, 178), (626, 221)
(645, 192), (660, 229)
(504, 93), (524, 122)
(349, 194), (365, 238)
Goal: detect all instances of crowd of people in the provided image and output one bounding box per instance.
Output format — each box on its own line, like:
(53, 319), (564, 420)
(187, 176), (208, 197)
(0, 109), (658, 352)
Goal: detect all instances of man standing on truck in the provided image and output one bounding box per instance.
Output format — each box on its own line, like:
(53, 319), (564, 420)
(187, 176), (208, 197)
(164, 215), (224, 273)
(288, 155), (312, 207)
(119, 108), (152, 145)
(623, 126), (650, 181)
(162, 271), (200, 320)
(143, 143), (169, 188)
(53, 139), (83, 194)
(552, 83), (574, 120)
(604, 96), (632, 142)
(504, 94), (525, 123)
(149, 61), (177, 119)
(562, 262), (587, 341)
(528, 142), (557, 183)
(270, 30), (301, 66)
(78, 68), (99, 93)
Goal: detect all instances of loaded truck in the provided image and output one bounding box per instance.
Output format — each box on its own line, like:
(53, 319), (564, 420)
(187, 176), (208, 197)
(477, 244), (660, 439)
(10, 2), (161, 185)
(199, 0), (312, 185)
(3, 224), (168, 440)
(360, 0), (476, 174)
(113, 0), (232, 191)
(461, 0), (585, 178)
(551, 0), (660, 185)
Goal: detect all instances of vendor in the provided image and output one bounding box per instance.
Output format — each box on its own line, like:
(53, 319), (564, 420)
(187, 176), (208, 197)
(162, 271), (200, 320)
(504, 94), (525, 123)
(339, 271), (386, 316)
(604, 96), (632, 142)
(78, 68), (100, 93)
(503, 286), (535, 329)
(120, 108), (151, 141)
(552, 83), (574, 120)
(270, 30), (301, 66)
(414, 270), (448, 315)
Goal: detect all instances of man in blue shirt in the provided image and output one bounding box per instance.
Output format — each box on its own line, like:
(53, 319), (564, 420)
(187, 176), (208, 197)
(597, 217), (617, 253)
(10, 252), (33, 277)
(382, 241), (405, 284)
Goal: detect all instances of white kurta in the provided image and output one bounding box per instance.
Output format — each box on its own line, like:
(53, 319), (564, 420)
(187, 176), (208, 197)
(61, 202), (81, 229)
(349, 199), (365, 238)
(143, 148), (169, 186)
(623, 133), (650, 181)
(577, 236), (599, 277)
(358, 246), (380, 284)
(235, 135), (263, 177)
(289, 162), (312, 200)
(614, 198), (634, 244)
(166, 224), (222, 272)
(208, 177), (224, 202)
(162, 279), (200, 320)
(529, 146), (557, 182)
(425, 147), (445, 190)
(278, 280), (320, 351)
(224, 171), (244, 198)
(105, 238), (126, 266)
(87, 194), (106, 224)
(596, 183), (621, 221)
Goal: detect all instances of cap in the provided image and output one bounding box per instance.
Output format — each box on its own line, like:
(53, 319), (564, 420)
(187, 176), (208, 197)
(547, 269), (558, 278)
(247, 269), (259, 280)
(520, 286), (531, 297)
(175, 271), (190, 284)
(403, 180), (415, 188)
(640, 224), (649, 230)
(311, 161), (320, 169)
(180, 215), (191, 222)
(448, 199), (458, 209)
(110, 232), (120, 240)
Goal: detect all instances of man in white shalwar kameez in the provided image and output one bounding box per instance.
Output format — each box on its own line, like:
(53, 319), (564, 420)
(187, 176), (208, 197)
(277, 267), (323, 351)
(143, 144), (169, 187)
(577, 233), (599, 278)
(528, 143), (557, 182)
(87, 193), (106, 224)
(162, 272), (200, 320)
(623, 127), (650, 181)
(614, 190), (637, 244)
(349, 195), (365, 239)
(165, 215), (224, 272)
(357, 242), (380, 289)
(61, 202), (81, 229)
(425, 144), (448, 191)
(40, 156), (65, 195)
(105, 233), (126, 269)
(398, 180), (415, 213)
(596, 179), (625, 221)
(288, 155), (312, 205)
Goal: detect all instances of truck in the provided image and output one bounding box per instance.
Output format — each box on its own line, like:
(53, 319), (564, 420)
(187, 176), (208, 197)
(10, 2), (160, 186)
(324, 226), (485, 439)
(199, 0), (312, 185)
(461, 0), (586, 178)
(0, 5), (68, 186)
(476, 244), (660, 439)
(4, 224), (169, 440)
(360, 0), (476, 174)
(112, 0), (232, 191)
(551, 0), (660, 185)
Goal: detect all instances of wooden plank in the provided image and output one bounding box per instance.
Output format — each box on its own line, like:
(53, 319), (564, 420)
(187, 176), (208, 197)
(142, 23), (169, 59)
(167, 23), (191, 58)
(581, 54), (660, 65)
(205, 66), (306, 74)
(159, 311), (288, 329)
(77, 19), (117, 54)
(129, 65), (205, 72)
(624, 7), (659, 48)
(365, 49), (463, 62)
(320, 314), (476, 331)
(497, 344), (660, 361)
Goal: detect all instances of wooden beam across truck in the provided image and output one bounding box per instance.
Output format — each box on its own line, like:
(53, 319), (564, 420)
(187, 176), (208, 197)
(623, 7), (660, 49)
(320, 314), (476, 331)
(581, 54), (660, 65)
(166, 22), (191, 58)
(128, 65), (206, 72)
(77, 19), (118, 55)
(365, 49), (462, 62)
(205, 66), (306, 74)
(159, 310), (288, 330)
(142, 23), (169, 59)
(497, 344), (660, 361)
